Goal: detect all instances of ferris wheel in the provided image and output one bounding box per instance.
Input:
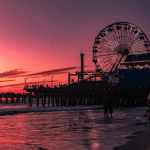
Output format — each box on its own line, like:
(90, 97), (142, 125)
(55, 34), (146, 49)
(92, 22), (150, 79)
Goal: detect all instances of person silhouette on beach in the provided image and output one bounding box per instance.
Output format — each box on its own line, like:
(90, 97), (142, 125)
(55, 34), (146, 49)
(103, 101), (109, 117)
(108, 101), (113, 117)
(104, 101), (113, 117)
(147, 93), (150, 124)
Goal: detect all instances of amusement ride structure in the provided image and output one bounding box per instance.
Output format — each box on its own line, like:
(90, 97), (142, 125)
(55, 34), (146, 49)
(22, 21), (150, 107)
(92, 22), (150, 85)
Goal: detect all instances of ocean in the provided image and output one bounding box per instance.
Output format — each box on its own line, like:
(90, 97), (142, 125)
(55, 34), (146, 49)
(0, 103), (148, 150)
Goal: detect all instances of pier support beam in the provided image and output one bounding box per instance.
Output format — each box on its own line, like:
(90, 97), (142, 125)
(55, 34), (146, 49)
(0, 95), (2, 103)
(42, 95), (46, 106)
(11, 97), (15, 103)
(37, 96), (39, 106)
(29, 95), (32, 106)
(5, 97), (8, 103)
(48, 94), (50, 106)
(51, 96), (54, 106)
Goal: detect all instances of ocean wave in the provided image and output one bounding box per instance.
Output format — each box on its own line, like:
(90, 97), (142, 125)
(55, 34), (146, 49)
(0, 105), (103, 116)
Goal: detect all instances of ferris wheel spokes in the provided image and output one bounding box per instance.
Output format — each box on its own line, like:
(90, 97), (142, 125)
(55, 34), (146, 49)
(92, 22), (150, 80)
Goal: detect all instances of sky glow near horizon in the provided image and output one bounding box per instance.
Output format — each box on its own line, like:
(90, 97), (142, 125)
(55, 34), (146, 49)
(0, 0), (150, 92)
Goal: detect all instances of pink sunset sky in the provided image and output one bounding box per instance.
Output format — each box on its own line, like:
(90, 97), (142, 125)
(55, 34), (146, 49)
(0, 0), (150, 93)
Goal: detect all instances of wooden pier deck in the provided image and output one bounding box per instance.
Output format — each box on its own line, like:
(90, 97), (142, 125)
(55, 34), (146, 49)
(0, 85), (148, 107)
(22, 85), (150, 107)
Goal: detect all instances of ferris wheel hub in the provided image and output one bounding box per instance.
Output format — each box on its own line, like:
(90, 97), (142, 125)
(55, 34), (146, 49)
(123, 49), (129, 56)
(116, 48), (129, 59)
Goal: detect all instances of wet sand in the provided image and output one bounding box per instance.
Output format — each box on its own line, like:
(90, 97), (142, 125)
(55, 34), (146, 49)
(114, 126), (150, 150)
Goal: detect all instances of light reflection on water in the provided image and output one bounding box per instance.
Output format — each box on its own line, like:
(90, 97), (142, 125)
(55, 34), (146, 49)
(0, 105), (148, 150)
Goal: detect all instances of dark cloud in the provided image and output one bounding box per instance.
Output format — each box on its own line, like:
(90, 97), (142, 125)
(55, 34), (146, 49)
(0, 65), (90, 79)
(0, 79), (15, 82)
(84, 65), (91, 67)
(0, 69), (27, 78)
(0, 65), (92, 89)
(28, 71), (67, 78)
(27, 67), (79, 77)
(0, 80), (58, 88)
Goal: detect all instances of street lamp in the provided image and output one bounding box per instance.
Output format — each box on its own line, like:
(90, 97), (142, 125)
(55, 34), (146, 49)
(43, 79), (46, 86)
(51, 76), (54, 88)
(25, 77), (28, 85)
(88, 72), (92, 81)
(59, 81), (62, 87)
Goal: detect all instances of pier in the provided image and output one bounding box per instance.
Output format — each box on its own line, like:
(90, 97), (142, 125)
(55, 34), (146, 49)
(22, 84), (149, 107)
(0, 84), (148, 107)
(2, 21), (150, 107)
(0, 93), (27, 104)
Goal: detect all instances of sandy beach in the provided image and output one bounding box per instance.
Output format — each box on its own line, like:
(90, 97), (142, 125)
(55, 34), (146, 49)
(114, 126), (150, 150)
